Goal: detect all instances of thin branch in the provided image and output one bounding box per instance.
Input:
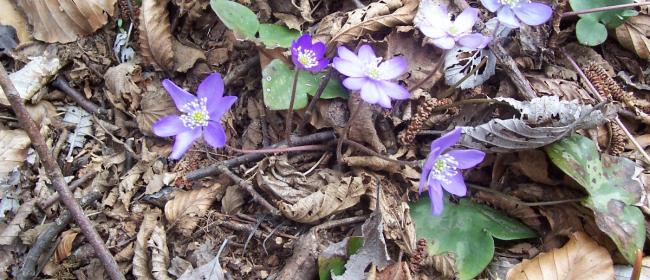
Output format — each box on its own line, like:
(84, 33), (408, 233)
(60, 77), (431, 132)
(562, 2), (650, 17)
(285, 69), (301, 146)
(226, 144), (330, 154)
(51, 77), (106, 116)
(218, 165), (281, 216)
(38, 171), (98, 210)
(296, 67), (334, 134)
(0, 65), (124, 280)
(468, 184), (584, 207)
(343, 139), (419, 167)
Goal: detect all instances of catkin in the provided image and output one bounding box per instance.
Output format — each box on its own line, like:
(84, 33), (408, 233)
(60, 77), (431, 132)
(400, 98), (452, 145)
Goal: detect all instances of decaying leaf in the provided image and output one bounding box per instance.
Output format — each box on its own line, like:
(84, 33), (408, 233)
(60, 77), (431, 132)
(506, 232), (614, 280)
(17, 0), (116, 43)
(0, 129), (30, 178)
(137, 83), (179, 136)
(104, 62), (142, 111)
(53, 229), (79, 263)
(119, 143), (159, 209)
(164, 185), (220, 236)
(221, 185), (246, 215)
(133, 208), (161, 280)
(62, 106), (92, 149)
(346, 95), (386, 154)
(148, 223), (172, 280)
(614, 14), (650, 61)
(0, 0), (30, 42)
(0, 199), (35, 245)
(172, 39), (206, 73)
(526, 74), (593, 103)
(0, 52), (64, 106)
(178, 252), (225, 280)
(459, 96), (614, 152)
(386, 29), (443, 91)
(444, 46), (496, 89)
(139, 0), (174, 70)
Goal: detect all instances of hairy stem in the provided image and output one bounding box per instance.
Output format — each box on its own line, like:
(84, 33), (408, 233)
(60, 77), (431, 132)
(285, 69), (300, 146)
(562, 2), (650, 17)
(296, 67), (333, 134)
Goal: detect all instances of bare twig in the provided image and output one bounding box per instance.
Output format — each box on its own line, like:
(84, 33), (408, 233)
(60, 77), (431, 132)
(343, 139), (418, 166)
(223, 55), (260, 87)
(226, 144), (330, 154)
(489, 42), (537, 101)
(38, 171), (98, 210)
(468, 184), (584, 206)
(51, 77), (107, 116)
(286, 69), (301, 146)
(562, 2), (650, 17)
(218, 165), (281, 216)
(0, 65), (124, 280)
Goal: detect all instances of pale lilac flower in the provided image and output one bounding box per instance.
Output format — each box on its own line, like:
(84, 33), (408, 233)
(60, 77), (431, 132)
(481, 0), (552, 28)
(153, 73), (237, 160)
(414, 1), (491, 49)
(332, 45), (409, 108)
(291, 34), (328, 72)
(419, 128), (485, 215)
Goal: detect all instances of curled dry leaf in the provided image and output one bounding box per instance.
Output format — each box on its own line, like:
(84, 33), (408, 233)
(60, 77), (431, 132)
(104, 62), (142, 112)
(17, 0), (116, 43)
(506, 232), (614, 280)
(221, 185), (246, 215)
(164, 185), (220, 236)
(148, 223), (172, 280)
(0, 0), (30, 42)
(119, 143), (158, 209)
(346, 95), (386, 154)
(139, 0), (174, 70)
(614, 14), (650, 61)
(137, 83), (179, 136)
(134, 208), (161, 280)
(0, 129), (30, 178)
(0, 52), (63, 106)
(53, 229), (79, 263)
(0, 199), (35, 245)
(172, 39), (206, 73)
(386, 29), (442, 91)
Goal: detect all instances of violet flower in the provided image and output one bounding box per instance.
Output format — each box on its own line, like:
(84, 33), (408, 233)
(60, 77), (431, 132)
(291, 34), (328, 73)
(414, 1), (491, 50)
(480, 0), (552, 28)
(419, 128), (485, 215)
(332, 45), (409, 108)
(153, 73), (237, 160)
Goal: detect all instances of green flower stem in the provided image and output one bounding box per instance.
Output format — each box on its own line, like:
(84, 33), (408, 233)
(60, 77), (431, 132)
(285, 68), (300, 146)
(562, 2), (650, 18)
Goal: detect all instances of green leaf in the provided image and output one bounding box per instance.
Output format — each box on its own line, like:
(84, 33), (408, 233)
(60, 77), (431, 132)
(262, 59), (348, 110)
(210, 0), (259, 40)
(258, 24), (300, 48)
(317, 236), (364, 280)
(576, 18), (608, 46)
(411, 198), (536, 280)
(569, 0), (634, 28)
(545, 134), (645, 263)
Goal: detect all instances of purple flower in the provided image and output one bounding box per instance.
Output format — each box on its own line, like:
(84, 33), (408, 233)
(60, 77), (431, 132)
(152, 73), (237, 160)
(414, 1), (491, 49)
(419, 128), (485, 215)
(290, 34), (328, 73)
(481, 0), (552, 28)
(332, 45), (409, 108)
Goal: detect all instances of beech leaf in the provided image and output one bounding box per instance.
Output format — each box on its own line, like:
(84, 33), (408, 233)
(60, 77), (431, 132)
(138, 0), (174, 70)
(148, 223), (172, 280)
(164, 185), (219, 236)
(614, 14), (650, 60)
(0, 129), (30, 178)
(133, 209), (161, 280)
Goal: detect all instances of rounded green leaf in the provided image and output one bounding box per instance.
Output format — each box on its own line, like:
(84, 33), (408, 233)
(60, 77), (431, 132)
(210, 0), (259, 40)
(258, 24), (301, 48)
(569, 0), (634, 27)
(576, 18), (608, 46)
(410, 197), (536, 280)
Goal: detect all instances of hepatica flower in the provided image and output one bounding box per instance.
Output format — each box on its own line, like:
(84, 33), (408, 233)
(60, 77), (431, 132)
(291, 34), (328, 72)
(481, 0), (552, 28)
(414, 1), (491, 50)
(419, 128), (485, 215)
(153, 73), (237, 160)
(332, 45), (409, 108)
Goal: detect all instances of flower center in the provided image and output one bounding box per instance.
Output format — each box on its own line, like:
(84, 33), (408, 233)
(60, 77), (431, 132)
(296, 47), (319, 68)
(180, 97), (210, 129)
(428, 154), (459, 184)
(365, 57), (383, 80)
(448, 26), (460, 36)
(498, 0), (529, 7)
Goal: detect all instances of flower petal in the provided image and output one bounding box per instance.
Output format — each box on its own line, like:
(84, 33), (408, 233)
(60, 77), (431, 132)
(446, 149), (486, 169)
(357, 44), (377, 63)
(292, 34), (312, 49)
(359, 81), (381, 105)
(480, 0), (502, 12)
(377, 80), (410, 100)
(428, 181), (445, 215)
(378, 57), (408, 80)
(420, 154), (438, 193)
(162, 79), (196, 112)
(497, 6), (521, 28)
(513, 2), (553, 26)
(312, 41), (327, 58)
(308, 57), (329, 73)
(170, 128), (201, 160)
(343, 77), (367, 90)
(418, 25), (448, 39)
(453, 7), (479, 34)
(208, 96), (238, 121)
(415, 2), (451, 38)
(377, 92), (392, 108)
(197, 73), (225, 102)
(203, 121), (226, 148)
(440, 172), (467, 196)
(430, 127), (462, 155)
(432, 36), (456, 49)
(333, 57), (365, 77)
(457, 33), (491, 49)
(336, 45), (359, 62)
(152, 115), (189, 137)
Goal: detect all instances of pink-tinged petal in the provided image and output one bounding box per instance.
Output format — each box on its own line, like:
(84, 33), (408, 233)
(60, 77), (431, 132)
(453, 7), (479, 34)
(208, 96), (238, 121)
(203, 121), (226, 148)
(333, 57), (365, 77)
(312, 41), (326, 58)
(513, 2), (553, 26)
(430, 127), (462, 155)
(432, 36), (456, 49)
(440, 172), (467, 196)
(497, 6), (521, 28)
(480, 0), (502, 12)
(377, 57), (408, 80)
(418, 25), (447, 39)
(446, 149), (486, 169)
(377, 92), (392, 108)
(428, 182), (445, 215)
(170, 128), (201, 160)
(360, 81), (381, 105)
(162, 79), (196, 112)
(197, 73), (224, 101)
(420, 153), (439, 193)
(457, 33), (491, 49)
(357, 44), (377, 63)
(342, 77), (367, 90)
(377, 81), (409, 100)
(336, 45), (359, 62)
(415, 2), (451, 37)
(152, 115), (189, 137)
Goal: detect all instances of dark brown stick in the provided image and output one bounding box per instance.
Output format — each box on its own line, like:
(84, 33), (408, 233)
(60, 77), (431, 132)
(226, 144), (330, 154)
(488, 42), (537, 101)
(51, 77), (107, 115)
(285, 69), (300, 146)
(38, 171), (98, 210)
(218, 165), (281, 216)
(343, 139), (418, 166)
(223, 55), (260, 87)
(0, 65), (124, 280)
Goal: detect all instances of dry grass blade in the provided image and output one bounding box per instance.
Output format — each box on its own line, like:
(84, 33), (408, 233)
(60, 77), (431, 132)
(506, 232), (614, 280)
(138, 0), (174, 70)
(164, 185), (220, 236)
(614, 14), (650, 60)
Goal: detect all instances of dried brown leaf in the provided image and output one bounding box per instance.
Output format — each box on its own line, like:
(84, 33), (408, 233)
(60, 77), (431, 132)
(164, 185), (219, 236)
(172, 39), (205, 73)
(17, 0), (116, 43)
(104, 62), (142, 111)
(0, 52), (63, 106)
(138, 0), (174, 70)
(148, 223), (172, 280)
(0, 199), (35, 245)
(134, 208), (161, 280)
(0, 0), (29, 42)
(614, 14), (650, 61)
(221, 185), (246, 214)
(0, 129), (30, 178)
(386, 29), (442, 91)
(346, 95), (386, 153)
(53, 229), (79, 263)
(137, 83), (179, 136)
(506, 232), (614, 280)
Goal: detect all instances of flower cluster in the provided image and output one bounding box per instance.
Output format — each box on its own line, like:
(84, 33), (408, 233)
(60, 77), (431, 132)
(415, 1), (490, 49)
(290, 34), (328, 72)
(419, 128), (485, 215)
